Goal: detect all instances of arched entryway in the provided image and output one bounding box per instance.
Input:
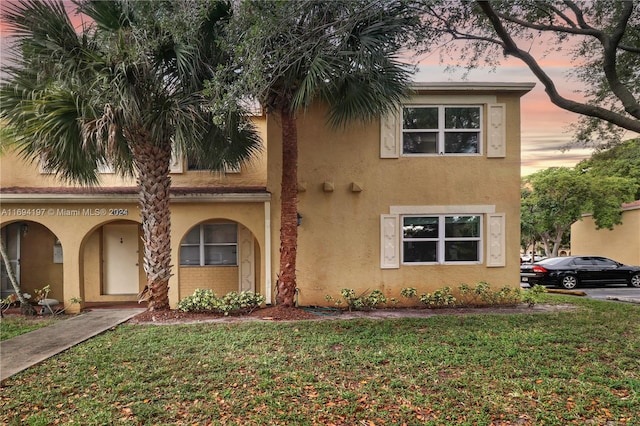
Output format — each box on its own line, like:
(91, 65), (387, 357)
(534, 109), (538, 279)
(178, 220), (259, 299)
(1, 221), (63, 301)
(82, 220), (144, 302)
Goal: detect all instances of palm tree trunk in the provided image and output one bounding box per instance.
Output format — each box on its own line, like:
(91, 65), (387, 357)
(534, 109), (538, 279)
(133, 140), (173, 311)
(0, 236), (24, 303)
(277, 107), (298, 307)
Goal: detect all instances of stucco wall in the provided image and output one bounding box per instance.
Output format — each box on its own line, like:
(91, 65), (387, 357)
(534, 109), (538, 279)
(1, 198), (267, 310)
(179, 266), (240, 297)
(571, 209), (640, 266)
(15, 222), (64, 299)
(267, 89), (526, 306)
(0, 116), (267, 189)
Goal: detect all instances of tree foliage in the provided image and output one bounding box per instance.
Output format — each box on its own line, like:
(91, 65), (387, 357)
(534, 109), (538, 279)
(522, 157), (638, 256)
(213, 0), (417, 306)
(576, 138), (640, 199)
(0, 0), (260, 310)
(413, 0), (640, 147)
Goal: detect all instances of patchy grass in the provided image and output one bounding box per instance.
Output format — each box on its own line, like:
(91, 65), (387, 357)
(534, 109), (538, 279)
(0, 315), (61, 341)
(1, 295), (638, 425)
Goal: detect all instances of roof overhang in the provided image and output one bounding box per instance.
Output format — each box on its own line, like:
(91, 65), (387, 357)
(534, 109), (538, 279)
(0, 187), (271, 204)
(410, 82), (536, 96)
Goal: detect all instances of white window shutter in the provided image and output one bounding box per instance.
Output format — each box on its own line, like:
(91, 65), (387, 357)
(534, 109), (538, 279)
(486, 103), (506, 158)
(380, 108), (400, 158)
(238, 224), (255, 292)
(380, 214), (400, 269)
(169, 149), (183, 173)
(486, 213), (506, 267)
(97, 162), (114, 174)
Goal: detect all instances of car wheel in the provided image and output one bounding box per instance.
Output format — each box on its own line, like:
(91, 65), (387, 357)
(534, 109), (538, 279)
(629, 273), (640, 288)
(560, 275), (579, 290)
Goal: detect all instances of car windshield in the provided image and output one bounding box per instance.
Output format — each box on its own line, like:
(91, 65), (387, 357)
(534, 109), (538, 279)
(536, 257), (568, 265)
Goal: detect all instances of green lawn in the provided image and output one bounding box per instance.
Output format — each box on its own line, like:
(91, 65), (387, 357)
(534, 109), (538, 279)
(1, 295), (638, 425)
(0, 315), (61, 341)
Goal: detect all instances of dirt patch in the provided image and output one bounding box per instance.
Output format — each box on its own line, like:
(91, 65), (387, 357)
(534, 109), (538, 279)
(125, 303), (577, 325)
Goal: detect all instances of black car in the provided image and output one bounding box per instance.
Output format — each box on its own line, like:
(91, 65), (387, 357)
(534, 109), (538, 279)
(520, 256), (640, 289)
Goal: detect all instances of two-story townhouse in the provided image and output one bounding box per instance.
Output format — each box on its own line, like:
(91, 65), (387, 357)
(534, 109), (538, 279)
(0, 82), (534, 312)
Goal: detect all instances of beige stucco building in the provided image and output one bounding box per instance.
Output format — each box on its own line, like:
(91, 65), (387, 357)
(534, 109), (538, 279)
(571, 200), (640, 266)
(1, 82), (534, 312)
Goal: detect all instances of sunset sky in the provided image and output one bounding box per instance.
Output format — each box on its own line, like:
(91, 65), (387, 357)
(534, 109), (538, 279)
(1, 2), (635, 177)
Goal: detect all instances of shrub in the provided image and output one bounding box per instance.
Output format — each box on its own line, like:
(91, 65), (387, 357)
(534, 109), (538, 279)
(326, 282), (542, 311)
(521, 284), (547, 307)
(400, 287), (417, 299)
(325, 288), (387, 311)
(457, 282), (522, 307)
(214, 291), (265, 316)
(419, 286), (456, 308)
(177, 288), (218, 312)
(177, 289), (265, 315)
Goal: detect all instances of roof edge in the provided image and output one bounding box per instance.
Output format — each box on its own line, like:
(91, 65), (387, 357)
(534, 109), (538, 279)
(410, 81), (536, 94)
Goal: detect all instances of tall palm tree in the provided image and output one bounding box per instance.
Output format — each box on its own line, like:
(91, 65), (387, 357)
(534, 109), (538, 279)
(220, 0), (416, 306)
(0, 0), (261, 310)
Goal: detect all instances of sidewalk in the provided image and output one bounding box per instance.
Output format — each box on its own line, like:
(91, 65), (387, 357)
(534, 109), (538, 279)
(1, 308), (145, 382)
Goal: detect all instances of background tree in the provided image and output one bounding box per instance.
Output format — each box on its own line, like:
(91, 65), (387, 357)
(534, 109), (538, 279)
(213, 0), (416, 306)
(520, 187), (539, 257)
(576, 138), (640, 199)
(522, 165), (637, 257)
(413, 0), (639, 147)
(0, 0), (260, 310)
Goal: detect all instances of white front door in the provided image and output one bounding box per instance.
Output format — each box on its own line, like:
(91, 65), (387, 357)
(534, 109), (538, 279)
(103, 224), (139, 295)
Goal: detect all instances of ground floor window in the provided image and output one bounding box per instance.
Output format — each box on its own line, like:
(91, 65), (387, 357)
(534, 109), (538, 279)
(402, 215), (481, 264)
(180, 223), (238, 266)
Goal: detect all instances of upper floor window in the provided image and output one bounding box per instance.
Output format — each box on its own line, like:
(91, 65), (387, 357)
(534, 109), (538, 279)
(180, 223), (238, 266)
(402, 106), (482, 155)
(402, 215), (481, 264)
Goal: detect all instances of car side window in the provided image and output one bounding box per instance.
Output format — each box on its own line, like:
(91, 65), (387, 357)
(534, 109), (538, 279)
(573, 257), (594, 266)
(592, 258), (616, 267)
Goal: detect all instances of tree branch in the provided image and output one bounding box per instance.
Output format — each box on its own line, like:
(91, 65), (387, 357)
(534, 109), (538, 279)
(563, 0), (593, 30)
(475, 0), (640, 133)
(598, 0), (640, 120)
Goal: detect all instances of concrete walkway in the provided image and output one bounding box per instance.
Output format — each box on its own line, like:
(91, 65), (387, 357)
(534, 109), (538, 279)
(1, 308), (145, 382)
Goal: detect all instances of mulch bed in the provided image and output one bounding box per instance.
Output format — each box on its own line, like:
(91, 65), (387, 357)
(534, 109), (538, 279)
(124, 303), (575, 325)
(126, 304), (320, 324)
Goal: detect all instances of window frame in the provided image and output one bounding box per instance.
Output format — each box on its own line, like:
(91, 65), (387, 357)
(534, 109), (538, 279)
(401, 105), (483, 156)
(401, 214), (483, 265)
(180, 222), (238, 267)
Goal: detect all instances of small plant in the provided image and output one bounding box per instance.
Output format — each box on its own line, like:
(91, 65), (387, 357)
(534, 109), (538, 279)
(214, 291), (265, 316)
(177, 288), (218, 312)
(70, 296), (82, 305)
(457, 282), (522, 307)
(521, 284), (547, 307)
(33, 285), (51, 302)
(419, 287), (456, 308)
(325, 288), (387, 311)
(400, 287), (417, 299)
(495, 286), (522, 305)
(365, 289), (387, 308)
(474, 281), (494, 303)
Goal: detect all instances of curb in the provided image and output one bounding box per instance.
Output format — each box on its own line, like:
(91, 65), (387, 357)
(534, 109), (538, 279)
(605, 296), (640, 304)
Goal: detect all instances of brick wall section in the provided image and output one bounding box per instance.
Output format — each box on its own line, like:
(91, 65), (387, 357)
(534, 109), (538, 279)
(179, 266), (239, 299)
